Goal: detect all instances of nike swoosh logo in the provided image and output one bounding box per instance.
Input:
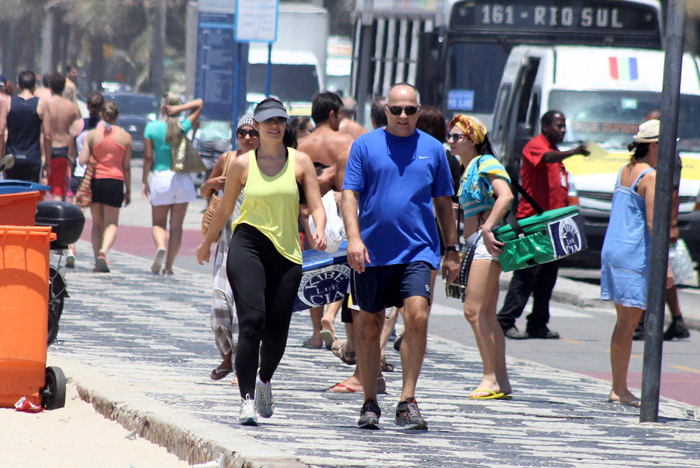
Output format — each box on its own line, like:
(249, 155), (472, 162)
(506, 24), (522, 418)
(418, 156), (428, 159)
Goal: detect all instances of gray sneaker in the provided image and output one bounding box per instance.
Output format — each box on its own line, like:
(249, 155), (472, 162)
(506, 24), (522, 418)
(358, 399), (381, 430)
(394, 397), (427, 430)
(239, 395), (258, 426)
(255, 376), (275, 418)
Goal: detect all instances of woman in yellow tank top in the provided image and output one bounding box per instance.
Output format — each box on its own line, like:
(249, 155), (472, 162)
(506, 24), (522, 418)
(196, 98), (326, 426)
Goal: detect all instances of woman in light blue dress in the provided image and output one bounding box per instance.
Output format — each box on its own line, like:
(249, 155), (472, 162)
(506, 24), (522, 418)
(600, 119), (673, 408)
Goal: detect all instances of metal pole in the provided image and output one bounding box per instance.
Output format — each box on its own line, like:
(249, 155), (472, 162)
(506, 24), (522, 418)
(356, 24), (373, 127)
(355, 1), (374, 126)
(265, 42), (272, 96)
(639, 0), (685, 423)
(234, 41), (241, 124)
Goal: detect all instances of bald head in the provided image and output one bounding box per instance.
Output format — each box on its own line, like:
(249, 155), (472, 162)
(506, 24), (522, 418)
(385, 83), (421, 138)
(645, 109), (661, 121)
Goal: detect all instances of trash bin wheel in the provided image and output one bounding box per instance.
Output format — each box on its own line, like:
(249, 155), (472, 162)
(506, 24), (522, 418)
(41, 366), (66, 410)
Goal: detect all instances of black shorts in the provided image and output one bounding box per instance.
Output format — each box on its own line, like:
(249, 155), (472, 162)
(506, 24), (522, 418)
(91, 178), (124, 207)
(5, 164), (41, 183)
(352, 261), (432, 313)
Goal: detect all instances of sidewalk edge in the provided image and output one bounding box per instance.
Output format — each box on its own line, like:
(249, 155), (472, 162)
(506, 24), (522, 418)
(51, 357), (310, 468)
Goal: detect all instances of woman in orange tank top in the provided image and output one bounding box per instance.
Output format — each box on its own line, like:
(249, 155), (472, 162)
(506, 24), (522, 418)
(78, 101), (132, 273)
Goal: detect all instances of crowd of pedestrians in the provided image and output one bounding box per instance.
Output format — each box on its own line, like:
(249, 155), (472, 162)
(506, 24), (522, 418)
(0, 66), (693, 430)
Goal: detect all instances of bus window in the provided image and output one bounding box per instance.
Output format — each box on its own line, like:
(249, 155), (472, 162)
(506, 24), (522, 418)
(444, 42), (509, 116)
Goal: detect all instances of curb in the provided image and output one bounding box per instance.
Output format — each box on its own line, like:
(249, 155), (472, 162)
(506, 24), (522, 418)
(52, 357), (310, 468)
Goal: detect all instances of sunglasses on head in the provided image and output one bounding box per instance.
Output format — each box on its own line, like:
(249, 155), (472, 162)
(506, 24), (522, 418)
(446, 133), (466, 142)
(387, 105), (419, 116)
(237, 128), (259, 138)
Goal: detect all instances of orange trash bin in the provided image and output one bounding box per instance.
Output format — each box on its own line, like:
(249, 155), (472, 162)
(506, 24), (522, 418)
(0, 190), (45, 226)
(0, 225), (56, 408)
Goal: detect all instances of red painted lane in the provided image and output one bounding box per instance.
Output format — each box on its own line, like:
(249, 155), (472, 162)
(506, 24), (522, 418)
(80, 218), (202, 257)
(581, 371), (700, 408)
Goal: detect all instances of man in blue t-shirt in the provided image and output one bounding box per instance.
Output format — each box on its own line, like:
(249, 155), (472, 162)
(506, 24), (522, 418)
(342, 83), (460, 430)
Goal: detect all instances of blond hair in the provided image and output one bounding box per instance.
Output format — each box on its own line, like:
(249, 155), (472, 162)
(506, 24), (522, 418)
(163, 92), (183, 146)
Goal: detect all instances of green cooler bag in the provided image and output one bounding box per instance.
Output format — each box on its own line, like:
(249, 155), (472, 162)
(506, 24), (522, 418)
(494, 185), (588, 272)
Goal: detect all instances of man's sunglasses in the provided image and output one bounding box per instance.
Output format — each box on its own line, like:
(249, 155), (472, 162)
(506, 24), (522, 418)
(237, 128), (259, 138)
(387, 105), (419, 116)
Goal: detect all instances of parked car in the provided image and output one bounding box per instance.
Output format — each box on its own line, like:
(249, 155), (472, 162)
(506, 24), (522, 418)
(103, 92), (159, 158)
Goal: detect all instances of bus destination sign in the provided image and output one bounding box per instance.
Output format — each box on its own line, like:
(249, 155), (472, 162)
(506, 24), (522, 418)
(451, 1), (658, 34)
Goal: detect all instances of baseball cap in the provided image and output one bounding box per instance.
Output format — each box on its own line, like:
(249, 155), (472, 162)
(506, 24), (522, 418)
(253, 99), (289, 123)
(0, 73), (6, 86)
(633, 119), (660, 143)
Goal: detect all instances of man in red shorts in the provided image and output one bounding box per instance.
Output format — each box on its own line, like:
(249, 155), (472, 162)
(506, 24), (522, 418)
(46, 72), (81, 200)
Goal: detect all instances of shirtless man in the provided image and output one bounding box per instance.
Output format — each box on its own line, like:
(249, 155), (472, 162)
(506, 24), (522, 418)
(46, 72), (81, 200)
(326, 96), (390, 394)
(64, 65), (79, 104)
(338, 96), (367, 140)
(0, 70), (52, 183)
(34, 74), (52, 102)
(296, 92), (355, 350)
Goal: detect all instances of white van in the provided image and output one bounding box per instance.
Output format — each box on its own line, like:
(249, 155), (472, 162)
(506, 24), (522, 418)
(490, 45), (700, 261)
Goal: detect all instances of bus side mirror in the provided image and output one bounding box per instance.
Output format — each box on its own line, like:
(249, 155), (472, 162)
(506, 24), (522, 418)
(507, 123), (533, 180)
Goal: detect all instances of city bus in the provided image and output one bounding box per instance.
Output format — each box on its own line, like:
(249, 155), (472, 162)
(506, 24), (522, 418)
(351, 0), (663, 125)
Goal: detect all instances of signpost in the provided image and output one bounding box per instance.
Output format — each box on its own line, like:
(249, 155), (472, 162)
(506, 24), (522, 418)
(235, 0), (279, 98)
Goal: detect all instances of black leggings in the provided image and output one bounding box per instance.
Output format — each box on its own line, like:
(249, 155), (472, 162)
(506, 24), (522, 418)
(227, 223), (302, 399)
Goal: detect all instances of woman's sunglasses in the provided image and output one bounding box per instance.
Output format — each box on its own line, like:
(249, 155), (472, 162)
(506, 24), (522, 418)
(446, 133), (466, 142)
(387, 105), (419, 116)
(237, 129), (259, 138)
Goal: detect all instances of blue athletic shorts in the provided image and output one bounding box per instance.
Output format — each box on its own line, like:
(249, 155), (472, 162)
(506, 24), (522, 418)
(351, 261), (432, 313)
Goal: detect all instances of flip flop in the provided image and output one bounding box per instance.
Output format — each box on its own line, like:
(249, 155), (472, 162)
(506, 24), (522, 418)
(327, 383), (356, 393)
(151, 248), (166, 274)
(320, 329), (336, 350)
(302, 338), (323, 349)
(210, 365), (233, 381)
(608, 398), (641, 408)
(468, 388), (513, 400)
(96, 254), (110, 273)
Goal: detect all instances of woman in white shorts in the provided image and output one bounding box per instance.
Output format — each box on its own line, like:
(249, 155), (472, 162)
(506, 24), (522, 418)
(448, 115), (514, 400)
(142, 93), (203, 274)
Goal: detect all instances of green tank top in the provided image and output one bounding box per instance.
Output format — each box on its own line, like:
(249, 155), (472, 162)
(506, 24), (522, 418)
(233, 148), (302, 264)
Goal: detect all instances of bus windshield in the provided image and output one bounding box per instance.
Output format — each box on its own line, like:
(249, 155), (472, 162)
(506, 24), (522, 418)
(247, 64), (320, 102)
(444, 42), (509, 116)
(550, 90), (700, 153)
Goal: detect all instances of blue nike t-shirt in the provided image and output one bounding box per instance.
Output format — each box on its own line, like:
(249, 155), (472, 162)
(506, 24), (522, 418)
(343, 128), (454, 269)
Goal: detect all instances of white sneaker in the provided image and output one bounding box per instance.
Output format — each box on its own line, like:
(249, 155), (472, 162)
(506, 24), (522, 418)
(255, 375), (275, 418)
(239, 396), (258, 426)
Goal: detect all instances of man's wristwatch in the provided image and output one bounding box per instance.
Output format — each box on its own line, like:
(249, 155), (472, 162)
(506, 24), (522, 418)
(445, 243), (461, 253)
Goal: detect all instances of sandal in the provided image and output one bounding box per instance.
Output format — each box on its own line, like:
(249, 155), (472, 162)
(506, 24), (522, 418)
(331, 340), (356, 365)
(210, 364), (233, 381)
(380, 356), (394, 372)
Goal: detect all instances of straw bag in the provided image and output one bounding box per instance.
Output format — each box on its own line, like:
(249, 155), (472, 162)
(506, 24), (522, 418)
(172, 125), (206, 173)
(201, 151), (234, 241)
(75, 157), (96, 208)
